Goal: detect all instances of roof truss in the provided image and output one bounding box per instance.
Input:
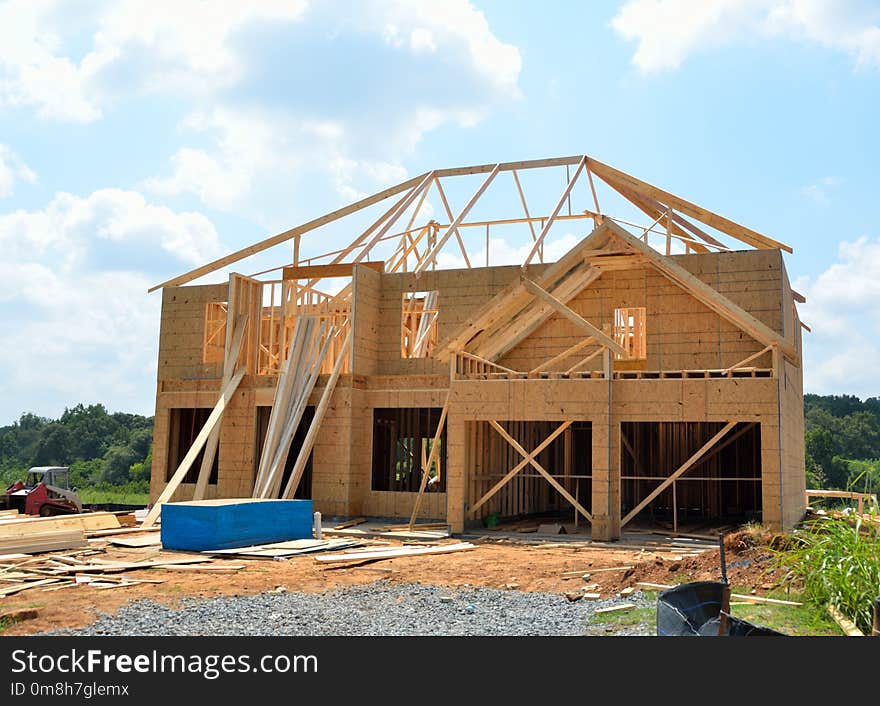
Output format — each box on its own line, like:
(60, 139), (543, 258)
(149, 154), (793, 292)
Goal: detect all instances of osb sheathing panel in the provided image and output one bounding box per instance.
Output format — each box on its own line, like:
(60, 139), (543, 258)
(158, 283), (228, 381)
(351, 265), (381, 376)
(498, 250), (784, 373)
(309, 385), (353, 517)
(374, 265), (548, 376)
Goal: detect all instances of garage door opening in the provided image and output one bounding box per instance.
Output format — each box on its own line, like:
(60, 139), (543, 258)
(465, 420), (592, 530)
(620, 421), (761, 531)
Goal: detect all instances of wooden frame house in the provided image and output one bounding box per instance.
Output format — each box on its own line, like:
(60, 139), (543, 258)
(147, 155), (807, 538)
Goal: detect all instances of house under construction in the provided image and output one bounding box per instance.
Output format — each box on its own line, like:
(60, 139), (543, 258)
(147, 155), (807, 539)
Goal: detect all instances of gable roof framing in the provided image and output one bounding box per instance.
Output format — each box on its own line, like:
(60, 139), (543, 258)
(438, 219), (798, 365)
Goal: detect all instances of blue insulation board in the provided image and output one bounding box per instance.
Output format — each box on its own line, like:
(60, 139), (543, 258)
(160, 499), (313, 551)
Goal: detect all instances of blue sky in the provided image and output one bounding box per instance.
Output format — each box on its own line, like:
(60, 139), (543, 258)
(0, 0), (878, 424)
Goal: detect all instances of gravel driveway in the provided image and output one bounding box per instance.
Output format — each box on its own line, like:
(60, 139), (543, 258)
(49, 581), (655, 636)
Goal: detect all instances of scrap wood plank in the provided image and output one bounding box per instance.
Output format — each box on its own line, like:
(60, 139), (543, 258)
(86, 526), (161, 538)
(161, 564), (246, 572)
(827, 605), (863, 636)
(0, 578), (61, 597)
(594, 603), (636, 614)
(635, 582), (803, 606)
(382, 523), (449, 531)
(588, 566), (634, 573)
(109, 534), (163, 548)
(333, 518), (367, 530)
(315, 542), (475, 564)
(51, 557), (211, 574)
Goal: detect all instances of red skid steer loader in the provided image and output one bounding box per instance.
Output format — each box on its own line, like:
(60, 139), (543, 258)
(0, 466), (83, 516)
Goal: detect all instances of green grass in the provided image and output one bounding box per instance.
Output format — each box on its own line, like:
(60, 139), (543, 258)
(633, 589), (840, 636)
(773, 516), (880, 634)
(77, 487), (149, 506)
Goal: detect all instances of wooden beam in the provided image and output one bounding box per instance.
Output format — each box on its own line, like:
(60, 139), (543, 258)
(511, 169), (540, 251)
(193, 312), (248, 500)
(282, 261), (384, 280)
(721, 345), (772, 375)
(488, 421), (592, 522)
(469, 421), (572, 516)
(529, 336), (595, 376)
(565, 346), (604, 374)
(408, 394), (451, 529)
(149, 173), (426, 291)
(142, 369), (246, 527)
(433, 178), (472, 269)
(621, 421), (737, 528)
(352, 172), (436, 265)
(520, 277), (626, 356)
(588, 158), (792, 252)
(456, 351), (519, 374)
(523, 156), (586, 268)
(415, 165), (501, 274)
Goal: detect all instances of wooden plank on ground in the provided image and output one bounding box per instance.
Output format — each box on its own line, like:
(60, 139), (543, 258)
(594, 603), (636, 614)
(109, 534), (163, 548)
(0, 513), (119, 538)
(333, 518), (367, 530)
(315, 542), (475, 564)
(828, 604), (864, 636)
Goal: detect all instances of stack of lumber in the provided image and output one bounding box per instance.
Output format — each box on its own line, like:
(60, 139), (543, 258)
(0, 512), (121, 555)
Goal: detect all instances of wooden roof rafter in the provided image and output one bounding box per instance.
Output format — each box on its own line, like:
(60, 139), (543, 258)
(149, 154), (792, 293)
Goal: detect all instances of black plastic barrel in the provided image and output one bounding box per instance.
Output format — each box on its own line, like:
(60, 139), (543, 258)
(656, 581), (783, 636)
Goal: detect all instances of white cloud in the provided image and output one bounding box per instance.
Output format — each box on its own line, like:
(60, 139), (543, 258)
(0, 188), (221, 267)
(801, 176), (841, 205)
(144, 2), (521, 218)
(0, 187), (222, 421)
(0, 144), (37, 198)
(796, 234), (880, 395)
(0, 0), (307, 122)
(366, 0), (521, 97)
(612, 0), (880, 72)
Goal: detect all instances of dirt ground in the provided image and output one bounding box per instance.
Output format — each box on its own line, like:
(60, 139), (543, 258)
(1, 530), (780, 636)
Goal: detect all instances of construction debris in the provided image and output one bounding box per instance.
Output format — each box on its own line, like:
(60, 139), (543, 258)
(315, 542), (475, 565)
(205, 538), (364, 559)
